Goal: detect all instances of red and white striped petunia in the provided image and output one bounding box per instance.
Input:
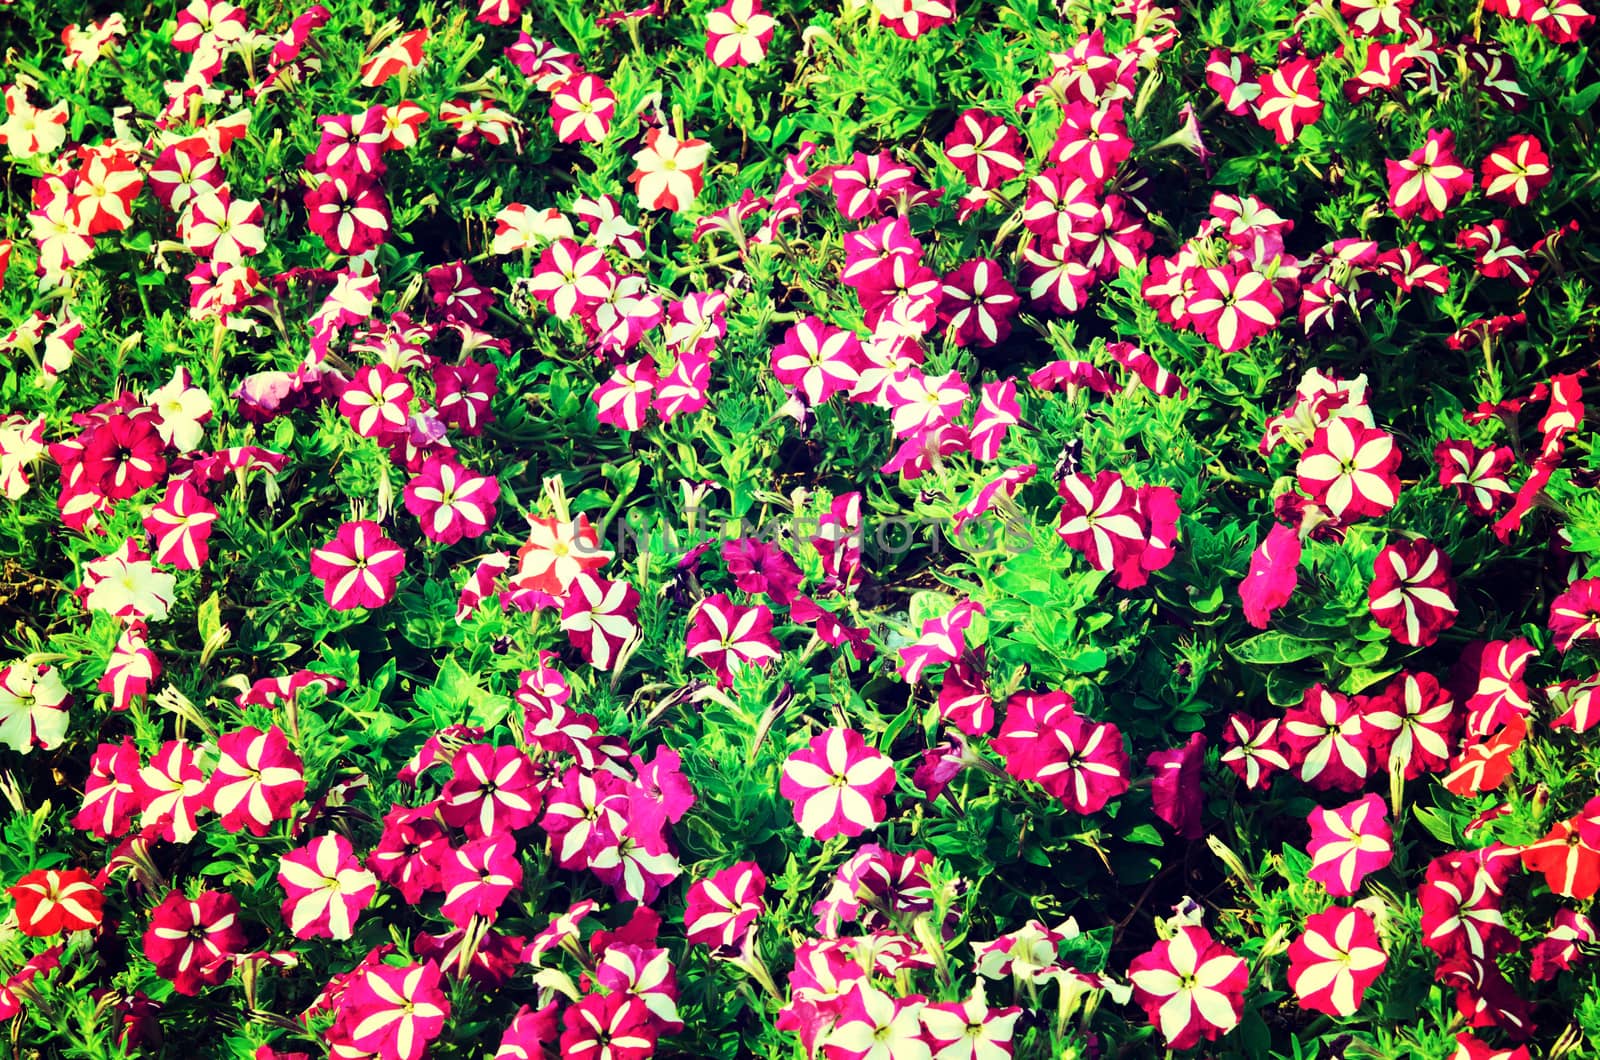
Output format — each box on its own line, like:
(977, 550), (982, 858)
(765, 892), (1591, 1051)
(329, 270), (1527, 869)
(1128, 926), (1248, 1050)
(310, 520), (406, 611)
(1282, 685), (1373, 793)
(143, 480), (218, 571)
(1185, 263), (1283, 353)
(1549, 579), (1600, 653)
(770, 317), (863, 406)
(338, 365), (413, 439)
(549, 74), (616, 144)
(1296, 416), (1401, 522)
(1361, 670), (1460, 778)
(1479, 134), (1552, 207)
(630, 129), (712, 213)
(1368, 538), (1459, 648)
(277, 833), (377, 941)
(1287, 907), (1388, 1017)
(207, 725), (306, 836)
(779, 727), (897, 840)
(1434, 440), (1515, 517)
(527, 238), (616, 322)
(340, 960), (451, 1060)
(7, 868), (104, 937)
(142, 889), (247, 996)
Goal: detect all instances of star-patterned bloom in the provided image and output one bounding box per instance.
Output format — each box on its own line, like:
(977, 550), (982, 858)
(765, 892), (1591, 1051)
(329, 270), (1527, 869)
(310, 520), (406, 611)
(1287, 906), (1388, 1017)
(1128, 925), (1248, 1050)
(1296, 417), (1402, 522)
(1307, 794), (1394, 896)
(1368, 539), (1459, 648)
(7, 868), (104, 937)
(277, 833), (379, 941)
(779, 727), (898, 841)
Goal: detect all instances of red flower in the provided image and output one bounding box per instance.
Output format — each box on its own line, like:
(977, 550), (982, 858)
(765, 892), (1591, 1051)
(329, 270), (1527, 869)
(1444, 716), (1526, 796)
(337, 960), (451, 1060)
(1361, 671), (1460, 778)
(1239, 521), (1301, 629)
(142, 889), (248, 996)
(1521, 818), (1600, 900)
(8, 868), (104, 937)
(278, 834), (378, 940)
(1128, 925), (1248, 1049)
(1254, 57), (1322, 145)
(1219, 714), (1289, 790)
(629, 129), (711, 213)
(993, 692), (1130, 813)
(1434, 440), (1515, 517)
(1479, 134), (1551, 206)
(1186, 263), (1283, 353)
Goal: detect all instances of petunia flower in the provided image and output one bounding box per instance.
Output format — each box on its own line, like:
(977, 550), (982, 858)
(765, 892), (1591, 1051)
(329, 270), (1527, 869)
(1127, 925), (1248, 1049)
(549, 74), (616, 143)
(1385, 129), (1473, 221)
(560, 573), (641, 671)
(1239, 522), (1301, 629)
(8, 868), (104, 937)
(1282, 685), (1373, 792)
(1479, 134), (1551, 207)
(1219, 714), (1289, 791)
(310, 520), (406, 611)
(993, 692), (1130, 813)
(705, 0), (776, 66)
(1253, 57), (1322, 145)
(629, 128), (711, 212)
(1296, 416), (1401, 522)
(336, 960), (450, 1060)
(1307, 794), (1394, 896)
(0, 661), (70, 754)
(404, 458), (499, 544)
(1287, 906), (1388, 1017)
(142, 890), (247, 996)
(684, 862), (766, 950)
(207, 726), (306, 836)
(278, 834), (378, 941)
(1548, 578), (1600, 653)
(1148, 732), (1209, 840)
(780, 727), (897, 841)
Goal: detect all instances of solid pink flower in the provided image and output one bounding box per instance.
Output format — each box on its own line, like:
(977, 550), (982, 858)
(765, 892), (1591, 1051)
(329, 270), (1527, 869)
(1368, 538), (1459, 648)
(310, 520), (406, 611)
(278, 833), (378, 941)
(779, 727), (897, 841)
(1148, 733), (1207, 840)
(1127, 925), (1248, 1049)
(1240, 521), (1301, 628)
(1307, 794), (1393, 896)
(684, 861), (766, 949)
(1287, 906), (1388, 1017)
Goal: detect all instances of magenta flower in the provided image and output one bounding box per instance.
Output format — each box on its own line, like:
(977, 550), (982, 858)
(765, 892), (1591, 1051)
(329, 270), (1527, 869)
(705, 0), (775, 66)
(1307, 794), (1393, 896)
(143, 889), (248, 996)
(143, 480), (217, 571)
(1296, 417), (1401, 522)
(592, 357), (659, 432)
(1386, 129), (1473, 220)
(943, 109), (1025, 190)
(939, 258), (1020, 348)
(1549, 578), (1600, 653)
(549, 74), (616, 143)
(1218, 714), (1289, 791)
(1368, 538), (1459, 648)
(993, 692), (1130, 814)
(1435, 440), (1515, 517)
(1361, 671), (1460, 779)
(278, 833), (378, 941)
(528, 238), (616, 322)
(560, 573), (641, 671)
(369, 804), (451, 904)
(897, 600), (982, 684)
(1240, 521), (1301, 629)
(826, 983), (928, 1060)
(1419, 851), (1517, 963)
(1479, 134), (1551, 206)
(73, 737), (142, 839)
(683, 861), (765, 949)
(440, 744), (542, 837)
(779, 727), (897, 840)
(1055, 470), (1144, 575)
(1148, 733), (1208, 840)
(1287, 906), (1388, 1017)
(338, 960), (451, 1060)
(440, 835), (523, 928)
(311, 520), (406, 611)
(207, 725), (305, 836)
(560, 993), (656, 1060)
(685, 593), (782, 685)
(1459, 638), (1537, 737)
(403, 457), (499, 544)
(1186, 263), (1283, 353)
(770, 317), (864, 406)
(1127, 925), (1248, 1049)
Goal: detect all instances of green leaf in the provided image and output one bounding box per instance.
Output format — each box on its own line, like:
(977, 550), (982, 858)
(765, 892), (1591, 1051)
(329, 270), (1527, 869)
(1230, 631), (1325, 665)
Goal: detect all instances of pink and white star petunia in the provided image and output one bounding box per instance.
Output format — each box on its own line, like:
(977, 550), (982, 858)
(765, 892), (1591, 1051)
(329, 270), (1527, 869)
(1385, 129), (1473, 221)
(1127, 925), (1248, 1050)
(1296, 416), (1402, 522)
(705, 0), (776, 67)
(685, 594), (782, 686)
(1479, 134), (1552, 207)
(339, 960), (451, 1060)
(403, 457), (500, 544)
(1253, 57), (1323, 145)
(1287, 906), (1388, 1017)
(780, 727), (898, 841)
(684, 861), (766, 949)
(277, 833), (378, 941)
(1307, 793), (1394, 896)
(310, 520), (406, 611)
(560, 572), (641, 671)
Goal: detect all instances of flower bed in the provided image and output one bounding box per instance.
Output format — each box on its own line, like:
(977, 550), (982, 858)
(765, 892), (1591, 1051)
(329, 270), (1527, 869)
(0, 0), (1597, 1057)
